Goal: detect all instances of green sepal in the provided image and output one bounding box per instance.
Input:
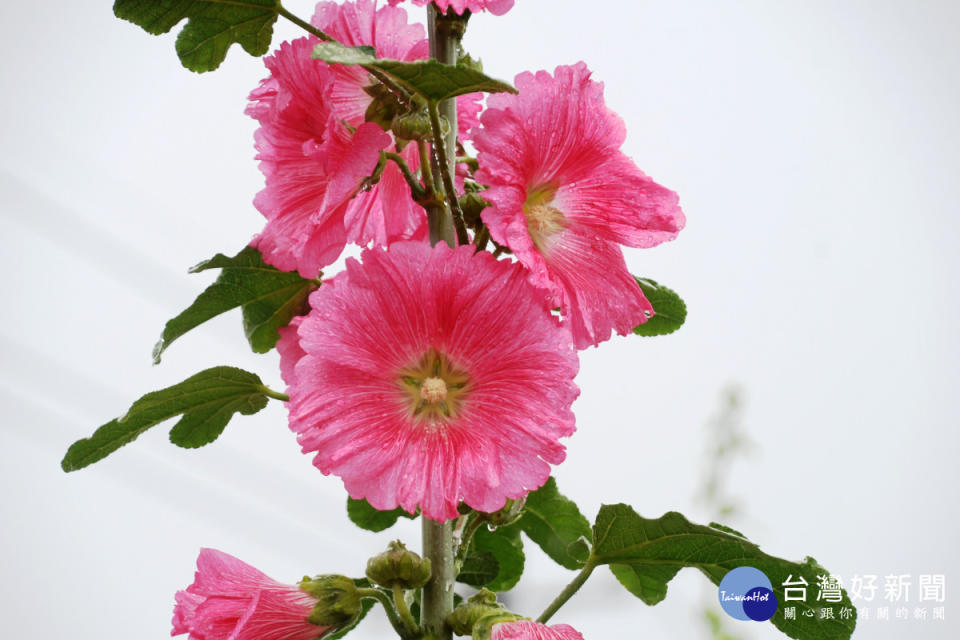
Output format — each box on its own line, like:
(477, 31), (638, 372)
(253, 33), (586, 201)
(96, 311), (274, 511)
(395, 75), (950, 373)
(60, 366), (271, 471)
(113, 0), (282, 72)
(311, 41), (517, 102)
(592, 505), (857, 640)
(633, 277), (687, 337)
(346, 497), (417, 532)
(517, 477), (592, 570)
(153, 246), (316, 363)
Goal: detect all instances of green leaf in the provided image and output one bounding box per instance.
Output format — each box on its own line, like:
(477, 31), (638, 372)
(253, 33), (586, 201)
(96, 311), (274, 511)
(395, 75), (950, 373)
(346, 497), (416, 532)
(154, 246), (316, 363)
(312, 41), (517, 102)
(113, 0), (281, 72)
(61, 366), (270, 471)
(458, 525), (525, 592)
(518, 477), (592, 570)
(592, 505), (856, 640)
(633, 277), (687, 337)
(458, 548), (499, 588)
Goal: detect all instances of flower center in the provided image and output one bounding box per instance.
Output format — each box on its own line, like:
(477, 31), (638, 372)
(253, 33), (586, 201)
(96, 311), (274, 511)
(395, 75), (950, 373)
(420, 377), (448, 403)
(523, 186), (567, 253)
(397, 350), (471, 422)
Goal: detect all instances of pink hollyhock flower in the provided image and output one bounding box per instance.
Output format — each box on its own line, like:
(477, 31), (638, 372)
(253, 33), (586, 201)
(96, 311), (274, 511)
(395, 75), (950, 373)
(387, 0), (515, 16)
(248, 0), (482, 277)
(283, 242), (579, 522)
(172, 548), (327, 640)
(493, 621), (585, 640)
(473, 62), (685, 349)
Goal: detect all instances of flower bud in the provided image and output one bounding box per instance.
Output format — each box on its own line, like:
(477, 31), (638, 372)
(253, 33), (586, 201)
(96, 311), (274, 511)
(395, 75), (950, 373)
(447, 588), (506, 636)
(392, 107), (447, 141)
(298, 575), (362, 627)
(458, 192), (488, 226)
(482, 498), (525, 527)
(365, 540), (432, 589)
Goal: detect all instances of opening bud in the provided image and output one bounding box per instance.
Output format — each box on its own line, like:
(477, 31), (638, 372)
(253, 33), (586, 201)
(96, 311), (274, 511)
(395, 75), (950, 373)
(298, 574), (362, 627)
(365, 540), (432, 589)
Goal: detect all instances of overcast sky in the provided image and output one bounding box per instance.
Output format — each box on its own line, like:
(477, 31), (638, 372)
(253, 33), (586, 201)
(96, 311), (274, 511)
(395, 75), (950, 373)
(1, 1), (957, 639)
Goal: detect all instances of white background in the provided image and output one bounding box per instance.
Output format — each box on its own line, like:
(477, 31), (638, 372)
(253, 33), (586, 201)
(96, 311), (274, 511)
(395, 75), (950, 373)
(1, 1), (957, 639)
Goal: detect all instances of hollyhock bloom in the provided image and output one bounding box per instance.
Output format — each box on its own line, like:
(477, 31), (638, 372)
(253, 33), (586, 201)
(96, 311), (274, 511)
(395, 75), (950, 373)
(387, 0), (515, 16)
(493, 621), (585, 640)
(474, 63), (685, 349)
(172, 548), (327, 640)
(283, 242), (579, 521)
(248, 0), (482, 277)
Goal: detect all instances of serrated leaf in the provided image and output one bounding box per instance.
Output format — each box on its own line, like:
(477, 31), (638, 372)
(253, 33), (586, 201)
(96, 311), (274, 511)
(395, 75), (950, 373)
(518, 477), (592, 570)
(458, 525), (524, 592)
(113, 0), (281, 72)
(312, 41), (516, 102)
(61, 367), (270, 472)
(592, 505), (856, 640)
(633, 277), (687, 337)
(154, 246), (315, 363)
(346, 497), (416, 532)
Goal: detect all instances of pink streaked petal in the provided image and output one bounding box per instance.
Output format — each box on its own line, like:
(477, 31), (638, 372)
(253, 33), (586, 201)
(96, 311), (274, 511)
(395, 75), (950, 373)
(287, 243), (579, 521)
(457, 92), (484, 140)
(172, 550), (325, 640)
(493, 621), (586, 640)
(554, 152), (684, 248)
(277, 316), (306, 389)
(320, 119), (392, 217)
(544, 227), (653, 349)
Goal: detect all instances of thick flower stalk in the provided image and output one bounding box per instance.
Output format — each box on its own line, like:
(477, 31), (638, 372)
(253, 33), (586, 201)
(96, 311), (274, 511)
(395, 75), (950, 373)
(172, 549), (330, 640)
(280, 241), (580, 521)
(474, 62), (685, 349)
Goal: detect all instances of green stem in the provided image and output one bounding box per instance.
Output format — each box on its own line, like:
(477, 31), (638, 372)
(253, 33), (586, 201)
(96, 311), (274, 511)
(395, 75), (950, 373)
(258, 385), (289, 402)
(392, 585), (419, 636)
(428, 100), (470, 246)
(453, 514), (485, 571)
(417, 140), (436, 194)
(421, 518), (455, 640)
(277, 5), (333, 41)
(384, 151), (426, 198)
(536, 560), (597, 624)
(473, 225), (490, 251)
(356, 588), (411, 639)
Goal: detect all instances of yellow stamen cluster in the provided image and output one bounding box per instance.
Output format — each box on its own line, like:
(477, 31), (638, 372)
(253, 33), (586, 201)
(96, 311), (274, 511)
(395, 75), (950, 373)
(523, 185), (567, 253)
(397, 350), (471, 422)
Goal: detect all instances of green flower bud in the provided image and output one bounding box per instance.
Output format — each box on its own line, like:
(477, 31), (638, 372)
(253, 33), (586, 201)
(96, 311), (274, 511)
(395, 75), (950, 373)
(447, 589), (505, 636)
(458, 192), (488, 226)
(392, 107), (448, 141)
(482, 498), (525, 527)
(298, 575), (362, 627)
(365, 540), (432, 589)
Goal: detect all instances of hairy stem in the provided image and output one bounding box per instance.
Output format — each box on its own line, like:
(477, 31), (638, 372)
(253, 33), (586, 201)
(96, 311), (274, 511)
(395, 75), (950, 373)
(428, 101), (470, 246)
(536, 560), (597, 624)
(392, 585), (419, 636)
